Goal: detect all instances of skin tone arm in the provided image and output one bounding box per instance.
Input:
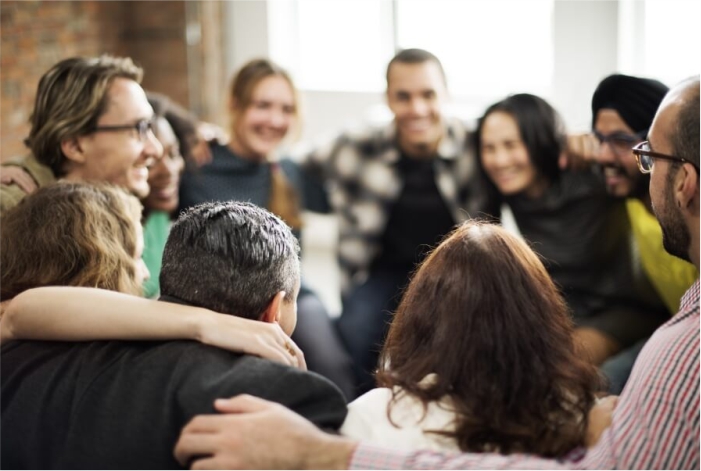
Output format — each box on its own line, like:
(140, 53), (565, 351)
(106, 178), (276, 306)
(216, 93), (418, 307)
(0, 286), (305, 369)
(573, 327), (621, 365)
(174, 392), (616, 469)
(562, 133), (601, 170)
(175, 395), (356, 469)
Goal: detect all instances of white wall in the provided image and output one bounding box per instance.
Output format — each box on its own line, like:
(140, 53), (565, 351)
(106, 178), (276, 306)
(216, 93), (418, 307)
(222, 0), (698, 315)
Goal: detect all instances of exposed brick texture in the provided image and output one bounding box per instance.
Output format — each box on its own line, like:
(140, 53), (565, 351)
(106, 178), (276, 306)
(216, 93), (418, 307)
(1, 0), (225, 162)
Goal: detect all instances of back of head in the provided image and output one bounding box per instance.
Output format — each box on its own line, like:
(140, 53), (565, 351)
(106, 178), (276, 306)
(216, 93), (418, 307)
(1, 182), (143, 299)
(378, 221), (600, 456)
(670, 76), (700, 169)
(160, 201), (300, 319)
(386, 48), (446, 87)
(591, 74), (669, 134)
(26, 55), (143, 176)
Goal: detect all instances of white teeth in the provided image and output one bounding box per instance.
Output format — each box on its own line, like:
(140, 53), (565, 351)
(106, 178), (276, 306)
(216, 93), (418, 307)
(603, 167), (623, 177)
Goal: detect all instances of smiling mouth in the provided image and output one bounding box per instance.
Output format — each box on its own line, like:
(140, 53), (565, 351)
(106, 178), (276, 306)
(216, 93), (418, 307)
(602, 165), (627, 179)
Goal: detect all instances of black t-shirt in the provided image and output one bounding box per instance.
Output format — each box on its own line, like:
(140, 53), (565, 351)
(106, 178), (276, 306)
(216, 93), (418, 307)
(372, 153), (456, 274)
(1, 338), (347, 469)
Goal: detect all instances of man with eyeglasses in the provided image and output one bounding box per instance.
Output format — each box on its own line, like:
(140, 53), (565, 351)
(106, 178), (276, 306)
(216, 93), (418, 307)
(570, 74), (697, 394)
(170, 77), (701, 471)
(0, 55), (163, 214)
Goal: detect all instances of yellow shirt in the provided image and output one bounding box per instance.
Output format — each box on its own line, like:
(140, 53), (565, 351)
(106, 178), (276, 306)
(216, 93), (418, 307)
(626, 198), (698, 313)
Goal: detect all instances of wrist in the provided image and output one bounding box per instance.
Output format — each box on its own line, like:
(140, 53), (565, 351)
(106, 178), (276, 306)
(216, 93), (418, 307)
(301, 434), (357, 470)
(192, 308), (215, 344)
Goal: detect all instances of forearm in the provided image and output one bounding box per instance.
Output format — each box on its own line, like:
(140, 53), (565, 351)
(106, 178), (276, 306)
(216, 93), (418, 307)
(1, 287), (206, 342)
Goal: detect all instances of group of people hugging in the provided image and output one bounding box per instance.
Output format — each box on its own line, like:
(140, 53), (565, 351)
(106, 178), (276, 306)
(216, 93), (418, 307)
(0, 48), (698, 470)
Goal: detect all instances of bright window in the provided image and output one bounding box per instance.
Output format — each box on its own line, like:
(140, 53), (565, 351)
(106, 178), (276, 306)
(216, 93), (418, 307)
(270, 0), (555, 102)
(643, 0), (701, 85)
(395, 0), (554, 100)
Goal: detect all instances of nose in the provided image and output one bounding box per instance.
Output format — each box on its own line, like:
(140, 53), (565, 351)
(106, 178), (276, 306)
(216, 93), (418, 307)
(143, 130), (164, 163)
(269, 108), (288, 129)
(597, 141), (618, 165)
(490, 147), (511, 167)
(408, 97), (429, 116)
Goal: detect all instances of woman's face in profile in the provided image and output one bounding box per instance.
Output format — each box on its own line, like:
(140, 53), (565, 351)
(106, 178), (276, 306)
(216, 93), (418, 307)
(146, 117), (185, 214)
(233, 76), (297, 160)
(480, 111), (542, 198)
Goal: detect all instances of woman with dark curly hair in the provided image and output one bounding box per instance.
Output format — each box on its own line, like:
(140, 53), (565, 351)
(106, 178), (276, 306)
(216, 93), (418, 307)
(341, 221), (602, 456)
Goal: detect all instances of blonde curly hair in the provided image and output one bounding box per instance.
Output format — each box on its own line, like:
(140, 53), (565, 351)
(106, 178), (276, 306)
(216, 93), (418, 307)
(1, 182), (143, 299)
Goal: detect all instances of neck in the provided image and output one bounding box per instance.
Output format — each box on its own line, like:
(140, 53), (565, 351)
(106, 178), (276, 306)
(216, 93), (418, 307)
(228, 136), (265, 163)
(398, 140), (439, 159)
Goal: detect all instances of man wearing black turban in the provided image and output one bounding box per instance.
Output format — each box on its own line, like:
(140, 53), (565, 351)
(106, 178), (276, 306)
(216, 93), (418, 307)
(570, 74), (698, 393)
(590, 73), (669, 199)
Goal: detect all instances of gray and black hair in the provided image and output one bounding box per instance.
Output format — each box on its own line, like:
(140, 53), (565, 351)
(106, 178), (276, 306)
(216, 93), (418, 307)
(160, 201), (300, 319)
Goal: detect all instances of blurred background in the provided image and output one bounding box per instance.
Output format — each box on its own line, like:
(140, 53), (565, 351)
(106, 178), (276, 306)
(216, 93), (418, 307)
(1, 0), (699, 313)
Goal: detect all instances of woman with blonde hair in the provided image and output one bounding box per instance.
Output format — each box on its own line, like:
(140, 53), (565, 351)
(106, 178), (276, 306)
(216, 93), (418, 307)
(1, 181), (304, 367)
(2, 181), (147, 300)
(341, 221), (604, 456)
(178, 58), (355, 398)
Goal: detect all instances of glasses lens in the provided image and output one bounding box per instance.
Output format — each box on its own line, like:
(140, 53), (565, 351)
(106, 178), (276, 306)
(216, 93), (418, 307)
(137, 120), (153, 140)
(641, 154), (653, 172)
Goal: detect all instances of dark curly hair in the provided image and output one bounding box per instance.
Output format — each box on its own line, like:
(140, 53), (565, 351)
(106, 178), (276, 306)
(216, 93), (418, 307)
(376, 221), (601, 457)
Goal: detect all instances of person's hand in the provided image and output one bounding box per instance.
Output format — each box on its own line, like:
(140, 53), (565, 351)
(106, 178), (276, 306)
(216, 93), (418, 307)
(585, 395), (618, 447)
(0, 166), (37, 194)
(198, 313), (306, 370)
(174, 395), (357, 469)
(189, 122), (230, 167)
(562, 133), (600, 171)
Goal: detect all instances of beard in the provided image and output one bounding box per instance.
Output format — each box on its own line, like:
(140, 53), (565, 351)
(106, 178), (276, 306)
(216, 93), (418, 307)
(653, 173), (691, 263)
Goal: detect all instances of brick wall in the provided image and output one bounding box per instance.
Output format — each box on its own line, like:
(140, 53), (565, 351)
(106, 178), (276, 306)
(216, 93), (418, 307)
(1, 1), (127, 160)
(0, 0), (224, 162)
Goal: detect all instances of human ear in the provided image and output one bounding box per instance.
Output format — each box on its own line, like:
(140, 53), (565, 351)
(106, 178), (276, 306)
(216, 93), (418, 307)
(676, 163), (698, 210)
(260, 291), (286, 325)
(60, 137), (86, 164)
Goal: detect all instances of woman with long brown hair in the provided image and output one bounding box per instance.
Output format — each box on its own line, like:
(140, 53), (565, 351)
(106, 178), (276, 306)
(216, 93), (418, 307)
(341, 221), (602, 456)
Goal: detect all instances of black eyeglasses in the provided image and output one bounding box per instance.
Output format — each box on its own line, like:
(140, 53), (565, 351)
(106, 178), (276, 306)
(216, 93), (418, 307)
(632, 141), (698, 174)
(593, 130), (645, 156)
(90, 118), (155, 142)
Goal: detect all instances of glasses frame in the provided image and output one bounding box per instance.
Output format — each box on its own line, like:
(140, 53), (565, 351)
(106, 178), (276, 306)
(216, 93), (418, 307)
(90, 118), (155, 142)
(632, 141), (697, 174)
(593, 130), (646, 158)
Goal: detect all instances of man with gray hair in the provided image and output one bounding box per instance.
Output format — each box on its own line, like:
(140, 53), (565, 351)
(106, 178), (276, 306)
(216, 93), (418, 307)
(2, 201), (347, 469)
(0, 55), (163, 213)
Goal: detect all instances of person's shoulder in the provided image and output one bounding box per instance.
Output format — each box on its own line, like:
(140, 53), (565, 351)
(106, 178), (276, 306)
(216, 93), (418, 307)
(0, 183), (28, 215)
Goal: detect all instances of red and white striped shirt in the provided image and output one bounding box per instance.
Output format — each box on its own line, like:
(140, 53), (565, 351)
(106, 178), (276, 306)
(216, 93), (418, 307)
(351, 280), (700, 470)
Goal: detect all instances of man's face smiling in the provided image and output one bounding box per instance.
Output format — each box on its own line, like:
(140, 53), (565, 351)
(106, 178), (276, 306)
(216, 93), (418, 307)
(71, 78), (163, 199)
(593, 108), (644, 198)
(386, 60), (447, 158)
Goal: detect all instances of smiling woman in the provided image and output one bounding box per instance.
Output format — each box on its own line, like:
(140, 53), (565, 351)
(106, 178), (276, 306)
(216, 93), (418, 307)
(474, 93), (669, 376)
(176, 58), (356, 399)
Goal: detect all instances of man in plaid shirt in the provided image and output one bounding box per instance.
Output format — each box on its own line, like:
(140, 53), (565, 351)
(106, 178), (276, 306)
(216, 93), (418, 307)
(175, 77), (700, 471)
(299, 48), (488, 394)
